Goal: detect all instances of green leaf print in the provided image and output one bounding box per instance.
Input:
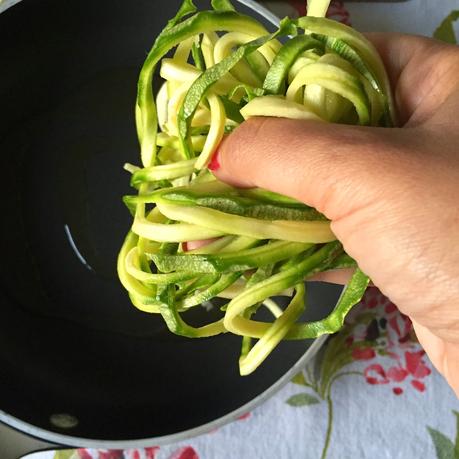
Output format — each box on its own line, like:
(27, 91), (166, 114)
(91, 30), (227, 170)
(427, 411), (459, 459)
(286, 393), (320, 407)
(454, 411), (459, 459)
(434, 11), (459, 44)
(291, 372), (308, 386)
(427, 427), (455, 459)
(53, 451), (80, 459)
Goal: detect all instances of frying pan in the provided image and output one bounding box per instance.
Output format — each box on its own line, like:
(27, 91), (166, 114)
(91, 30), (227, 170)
(0, 0), (342, 456)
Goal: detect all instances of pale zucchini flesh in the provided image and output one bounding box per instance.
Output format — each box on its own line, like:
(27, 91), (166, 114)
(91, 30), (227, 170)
(118, 0), (392, 375)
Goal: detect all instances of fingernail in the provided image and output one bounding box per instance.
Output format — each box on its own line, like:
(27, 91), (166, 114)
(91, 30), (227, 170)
(208, 149), (221, 171)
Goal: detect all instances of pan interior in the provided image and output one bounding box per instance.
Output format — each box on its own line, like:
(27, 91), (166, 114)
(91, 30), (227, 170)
(0, 0), (341, 442)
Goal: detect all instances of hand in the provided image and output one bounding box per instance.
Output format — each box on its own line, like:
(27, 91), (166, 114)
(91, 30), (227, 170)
(210, 33), (459, 395)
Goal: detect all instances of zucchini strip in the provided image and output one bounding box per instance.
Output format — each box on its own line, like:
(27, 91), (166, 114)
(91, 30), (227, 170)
(137, 10), (269, 166)
(157, 202), (336, 243)
(118, 0), (394, 375)
(132, 216), (225, 241)
(151, 241), (314, 273)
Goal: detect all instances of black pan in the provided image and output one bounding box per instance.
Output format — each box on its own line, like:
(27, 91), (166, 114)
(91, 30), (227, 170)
(0, 0), (341, 455)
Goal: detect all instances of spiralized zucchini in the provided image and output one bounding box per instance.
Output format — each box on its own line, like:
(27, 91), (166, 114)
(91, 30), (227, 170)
(118, 0), (394, 375)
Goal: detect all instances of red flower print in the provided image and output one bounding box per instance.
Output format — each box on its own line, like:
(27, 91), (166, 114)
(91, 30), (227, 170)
(385, 302), (397, 314)
(388, 317), (401, 338)
(145, 447), (160, 459)
(237, 412), (251, 420)
(327, 1), (351, 25)
(337, 287), (432, 395)
(405, 351), (431, 378)
(387, 366), (409, 383)
(356, 288), (379, 312)
(387, 313), (413, 345)
(362, 350), (432, 394)
(288, 0), (305, 16)
(352, 347), (376, 360)
(170, 446), (199, 459)
(364, 364), (389, 385)
(99, 452), (124, 459)
(287, 0), (350, 24)
(345, 336), (354, 347)
(78, 451), (93, 459)
(386, 351), (401, 361)
(366, 297), (378, 309)
(411, 380), (426, 392)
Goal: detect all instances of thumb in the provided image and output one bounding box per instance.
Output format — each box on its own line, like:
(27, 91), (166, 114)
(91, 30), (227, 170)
(211, 117), (410, 222)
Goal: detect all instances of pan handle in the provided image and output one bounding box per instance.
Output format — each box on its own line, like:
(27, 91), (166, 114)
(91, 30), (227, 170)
(0, 422), (59, 459)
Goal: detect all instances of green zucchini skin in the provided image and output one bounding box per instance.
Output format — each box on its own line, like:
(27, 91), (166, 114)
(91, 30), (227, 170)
(118, 0), (393, 374)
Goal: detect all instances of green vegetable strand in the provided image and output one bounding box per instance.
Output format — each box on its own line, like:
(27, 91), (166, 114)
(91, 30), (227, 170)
(118, 0), (393, 375)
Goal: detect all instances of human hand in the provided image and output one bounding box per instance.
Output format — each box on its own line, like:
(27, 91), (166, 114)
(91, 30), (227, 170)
(209, 34), (459, 395)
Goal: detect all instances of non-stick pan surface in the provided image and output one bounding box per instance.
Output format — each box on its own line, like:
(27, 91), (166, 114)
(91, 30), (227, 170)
(0, 0), (341, 447)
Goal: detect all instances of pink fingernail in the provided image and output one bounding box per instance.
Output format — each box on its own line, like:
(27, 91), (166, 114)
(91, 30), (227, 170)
(208, 149), (221, 171)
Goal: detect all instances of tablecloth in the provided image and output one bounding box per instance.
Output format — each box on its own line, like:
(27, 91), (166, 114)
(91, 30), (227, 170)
(21, 1), (459, 458)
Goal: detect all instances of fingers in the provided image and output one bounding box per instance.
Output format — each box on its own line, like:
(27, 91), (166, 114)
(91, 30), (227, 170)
(308, 268), (353, 285)
(183, 238), (220, 251)
(366, 33), (459, 126)
(366, 33), (432, 89)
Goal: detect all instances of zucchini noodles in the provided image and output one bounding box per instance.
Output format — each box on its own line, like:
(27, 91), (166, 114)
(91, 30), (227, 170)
(118, 0), (394, 374)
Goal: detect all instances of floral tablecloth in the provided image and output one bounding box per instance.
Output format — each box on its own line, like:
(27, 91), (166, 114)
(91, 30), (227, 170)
(22, 1), (459, 458)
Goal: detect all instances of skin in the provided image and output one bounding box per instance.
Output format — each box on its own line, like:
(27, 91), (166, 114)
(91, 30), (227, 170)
(210, 33), (459, 396)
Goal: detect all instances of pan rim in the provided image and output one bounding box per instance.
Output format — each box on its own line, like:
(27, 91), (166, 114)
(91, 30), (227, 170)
(0, 0), (333, 448)
(0, 335), (327, 447)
